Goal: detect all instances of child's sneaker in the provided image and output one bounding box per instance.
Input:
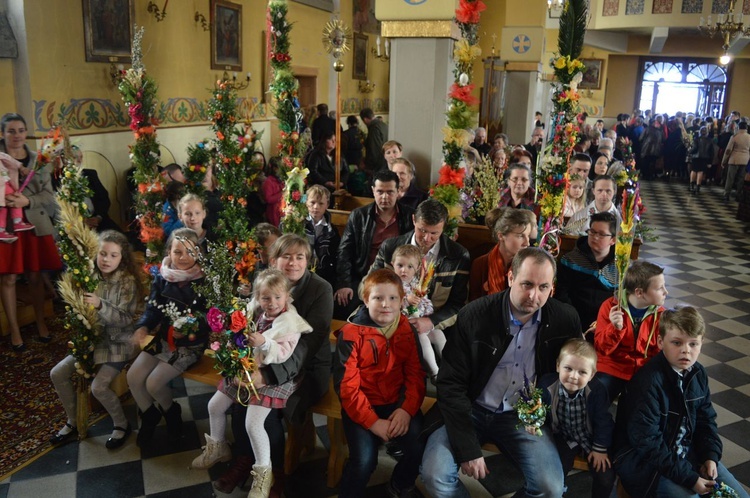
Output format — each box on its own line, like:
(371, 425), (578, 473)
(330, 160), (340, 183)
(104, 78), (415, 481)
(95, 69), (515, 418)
(0, 232), (18, 243)
(12, 221), (35, 232)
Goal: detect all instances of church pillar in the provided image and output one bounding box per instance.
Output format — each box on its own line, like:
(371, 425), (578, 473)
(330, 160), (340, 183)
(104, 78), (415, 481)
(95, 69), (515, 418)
(377, 2), (460, 187)
(384, 28), (456, 188)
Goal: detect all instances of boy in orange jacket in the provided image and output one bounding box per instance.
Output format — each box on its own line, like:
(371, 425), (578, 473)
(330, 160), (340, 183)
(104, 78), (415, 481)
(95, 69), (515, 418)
(594, 260), (667, 402)
(333, 269), (426, 498)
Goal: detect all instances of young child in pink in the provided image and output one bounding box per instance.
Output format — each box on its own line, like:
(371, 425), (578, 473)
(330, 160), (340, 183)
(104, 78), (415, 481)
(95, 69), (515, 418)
(0, 153), (35, 242)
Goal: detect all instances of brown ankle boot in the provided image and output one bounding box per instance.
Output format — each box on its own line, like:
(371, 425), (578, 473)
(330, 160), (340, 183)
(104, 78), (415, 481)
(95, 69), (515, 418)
(212, 455), (254, 494)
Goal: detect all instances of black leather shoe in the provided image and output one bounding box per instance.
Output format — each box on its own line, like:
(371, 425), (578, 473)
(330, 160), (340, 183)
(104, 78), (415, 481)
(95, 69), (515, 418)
(385, 440), (404, 460)
(36, 335), (52, 344)
(50, 423), (78, 445)
(105, 424), (132, 449)
(11, 343), (26, 353)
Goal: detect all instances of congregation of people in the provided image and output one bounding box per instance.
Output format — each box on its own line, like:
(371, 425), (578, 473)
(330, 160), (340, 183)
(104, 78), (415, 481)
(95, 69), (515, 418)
(2, 105), (750, 498)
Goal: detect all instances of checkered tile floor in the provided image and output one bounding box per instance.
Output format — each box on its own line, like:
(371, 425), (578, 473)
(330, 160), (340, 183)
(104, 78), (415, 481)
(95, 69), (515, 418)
(1, 178), (748, 497)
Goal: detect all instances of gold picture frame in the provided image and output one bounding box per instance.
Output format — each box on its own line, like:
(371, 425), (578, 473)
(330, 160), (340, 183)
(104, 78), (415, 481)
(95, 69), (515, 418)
(82, 0), (135, 63)
(211, 0), (242, 71)
(580, 58), (604, 90)
(352, 32), (368, 81)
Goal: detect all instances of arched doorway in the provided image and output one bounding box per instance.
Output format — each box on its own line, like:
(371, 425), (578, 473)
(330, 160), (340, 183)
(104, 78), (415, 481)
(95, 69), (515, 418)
(636, 58), (728, 117)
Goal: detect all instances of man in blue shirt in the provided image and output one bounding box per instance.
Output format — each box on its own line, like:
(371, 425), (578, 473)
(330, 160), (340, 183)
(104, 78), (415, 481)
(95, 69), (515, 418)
(422, 247), (581, 498)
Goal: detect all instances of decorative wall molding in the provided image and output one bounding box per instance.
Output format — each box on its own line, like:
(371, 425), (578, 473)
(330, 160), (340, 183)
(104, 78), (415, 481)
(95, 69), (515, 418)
(33, 97), (272, 132)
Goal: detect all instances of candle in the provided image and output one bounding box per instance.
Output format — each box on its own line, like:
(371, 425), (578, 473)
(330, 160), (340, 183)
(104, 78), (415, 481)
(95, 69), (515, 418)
(246, 72), (252, 81)
(700, 16), (705, 26)
(384, 39), (390, 58)
(376, 35), (381, 56)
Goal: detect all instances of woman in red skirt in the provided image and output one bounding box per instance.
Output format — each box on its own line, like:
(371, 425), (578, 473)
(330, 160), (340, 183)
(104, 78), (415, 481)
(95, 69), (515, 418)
(1, 113), (62, 352)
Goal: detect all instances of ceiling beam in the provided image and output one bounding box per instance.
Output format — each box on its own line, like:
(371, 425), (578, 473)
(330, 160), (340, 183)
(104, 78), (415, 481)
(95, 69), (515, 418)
(650, 27), (669, 53)
(583, 30), (629, 53)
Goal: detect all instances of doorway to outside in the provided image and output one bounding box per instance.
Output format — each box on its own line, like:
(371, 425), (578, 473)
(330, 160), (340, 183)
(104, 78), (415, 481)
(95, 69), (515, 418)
(636, 58), (728, 118)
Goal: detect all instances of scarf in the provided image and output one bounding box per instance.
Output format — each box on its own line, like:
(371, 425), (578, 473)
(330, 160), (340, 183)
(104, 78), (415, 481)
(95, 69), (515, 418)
(485, 244), (508, 295)
(378, 317), (400, 340)
(160, 257), (204, 283)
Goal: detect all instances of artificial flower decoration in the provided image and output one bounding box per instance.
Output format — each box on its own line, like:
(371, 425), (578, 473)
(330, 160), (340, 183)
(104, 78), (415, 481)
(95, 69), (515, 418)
(449, 83), (480, 107)
(455, 0), (487, 24)
(117, 26), (164, 270)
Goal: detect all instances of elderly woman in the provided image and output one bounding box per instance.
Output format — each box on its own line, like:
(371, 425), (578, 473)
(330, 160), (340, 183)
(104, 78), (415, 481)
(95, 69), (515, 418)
(0, 113), (61, 351)
(390, 157), (427, 211)
(469, 207), (536, 301)
(498, 163), (536, 210)
(214, 234), (333, 495)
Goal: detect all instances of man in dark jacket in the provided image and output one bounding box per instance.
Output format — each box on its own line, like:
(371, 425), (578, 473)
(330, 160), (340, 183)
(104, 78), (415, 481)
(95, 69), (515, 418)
(361, 107), (389, 173)
(334, 170), (414, 319)
(311, 103), (336, 147)
(421, 247), (581, 498)
(369, 198), (470, 333)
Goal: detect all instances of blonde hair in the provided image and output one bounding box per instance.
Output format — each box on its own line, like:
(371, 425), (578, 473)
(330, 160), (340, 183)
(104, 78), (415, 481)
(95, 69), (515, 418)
(178, 193), (206, 214)
(557, 338), (597, 371)
(392, 244), (422, 270)
(253, 268), (291, 300)
(306, 184), (330, 201)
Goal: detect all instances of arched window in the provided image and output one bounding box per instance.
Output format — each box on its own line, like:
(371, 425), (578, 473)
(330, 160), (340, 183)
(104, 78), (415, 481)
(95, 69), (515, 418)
(637, 58), (729, 118)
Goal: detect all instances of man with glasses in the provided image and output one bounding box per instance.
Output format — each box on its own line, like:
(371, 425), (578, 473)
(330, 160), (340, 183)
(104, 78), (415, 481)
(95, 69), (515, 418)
(556, 212), (619, 335)
(334, 170), (414, 319)
(565, 175), (621, 235)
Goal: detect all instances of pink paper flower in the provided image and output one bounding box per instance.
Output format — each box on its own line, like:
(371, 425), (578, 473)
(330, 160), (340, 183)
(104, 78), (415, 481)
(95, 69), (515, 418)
(206, 307), (227, 333)
(210, 341), (221, 351)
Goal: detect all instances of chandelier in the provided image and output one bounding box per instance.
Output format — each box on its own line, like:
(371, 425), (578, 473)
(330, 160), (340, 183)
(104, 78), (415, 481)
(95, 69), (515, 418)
(698, 0), (750, 63)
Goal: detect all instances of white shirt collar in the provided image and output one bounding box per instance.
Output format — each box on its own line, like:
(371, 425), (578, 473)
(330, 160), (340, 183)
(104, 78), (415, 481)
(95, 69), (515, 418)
(409, 233), (441, 263)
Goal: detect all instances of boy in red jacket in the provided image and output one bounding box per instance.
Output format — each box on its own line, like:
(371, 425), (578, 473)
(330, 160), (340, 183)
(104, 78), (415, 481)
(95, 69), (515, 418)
(334, 268), (426, 498)
(594, 260), (667, 401)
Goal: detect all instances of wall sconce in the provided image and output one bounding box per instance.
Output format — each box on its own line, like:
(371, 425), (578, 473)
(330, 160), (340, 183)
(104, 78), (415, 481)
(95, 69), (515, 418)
(221, 71), (251, 91)
(109, 62), (125, 86)
(372, 35), (390, 61)
(147, 0), (168, 21)
(358, 80), (375, 93)
(195, 11), (210, 31)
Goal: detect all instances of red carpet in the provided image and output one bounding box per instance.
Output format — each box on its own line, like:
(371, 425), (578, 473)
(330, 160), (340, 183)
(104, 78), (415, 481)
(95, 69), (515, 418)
(0, 321), (77, 480)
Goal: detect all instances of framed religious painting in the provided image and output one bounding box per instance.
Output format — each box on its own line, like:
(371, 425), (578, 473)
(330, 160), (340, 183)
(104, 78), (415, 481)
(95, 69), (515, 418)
(580, 59), (604, 90)
(352, 32), (368, 81)
(211, 0), (242, 71)
(82, 0), (135, 62)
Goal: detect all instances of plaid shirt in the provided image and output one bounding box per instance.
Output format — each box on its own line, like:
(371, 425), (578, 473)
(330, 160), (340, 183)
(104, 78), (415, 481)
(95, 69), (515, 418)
(673, 370), (692, 458)
(498, 187), (536, 211)
(556, 384), (592, 454)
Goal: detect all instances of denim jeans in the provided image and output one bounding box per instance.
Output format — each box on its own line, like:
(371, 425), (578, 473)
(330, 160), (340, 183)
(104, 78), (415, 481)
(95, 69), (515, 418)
(595, 372), (627, 403)
(339, 403), (424, 498)
(655, 461), (749, 498)
(554, 434), (615, 498)
(421, 408), (564, 498)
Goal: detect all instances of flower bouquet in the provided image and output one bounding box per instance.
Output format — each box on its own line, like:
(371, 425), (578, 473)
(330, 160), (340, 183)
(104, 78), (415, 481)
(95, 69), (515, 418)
(406, 259), (436, 318)
(207, 305), (260, 404)
(709, 482), (741, 497)
(514, 375), (548, 436)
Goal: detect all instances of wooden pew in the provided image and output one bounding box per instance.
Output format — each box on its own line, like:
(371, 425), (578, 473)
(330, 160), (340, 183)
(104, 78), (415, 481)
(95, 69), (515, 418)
(328, 195), (640, 261)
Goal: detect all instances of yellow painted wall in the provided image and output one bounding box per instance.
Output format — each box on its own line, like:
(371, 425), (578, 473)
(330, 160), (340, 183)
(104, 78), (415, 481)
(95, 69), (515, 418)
(0, 60), (16, 113)
(602, 55), (639, 117)
(727, 59), (750, 113)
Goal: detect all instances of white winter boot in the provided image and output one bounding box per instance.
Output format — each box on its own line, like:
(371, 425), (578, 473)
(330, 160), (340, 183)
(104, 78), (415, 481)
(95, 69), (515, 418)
(190, 434), (232, 469)
(247, 465), (274, 498)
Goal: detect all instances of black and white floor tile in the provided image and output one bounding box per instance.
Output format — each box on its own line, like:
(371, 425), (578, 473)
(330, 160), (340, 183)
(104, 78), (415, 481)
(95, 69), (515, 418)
(0, 178), (748, 497)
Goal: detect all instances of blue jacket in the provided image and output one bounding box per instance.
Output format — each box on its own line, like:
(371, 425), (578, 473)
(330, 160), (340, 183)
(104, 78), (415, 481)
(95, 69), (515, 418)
(539, 373), (614, 454)
(613, 352), (722, 497)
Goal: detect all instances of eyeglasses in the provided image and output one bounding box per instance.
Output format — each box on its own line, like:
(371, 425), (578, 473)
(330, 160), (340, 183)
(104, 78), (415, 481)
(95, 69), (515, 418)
(509, 177), (530, 184)
(586, 229), (614, 239)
